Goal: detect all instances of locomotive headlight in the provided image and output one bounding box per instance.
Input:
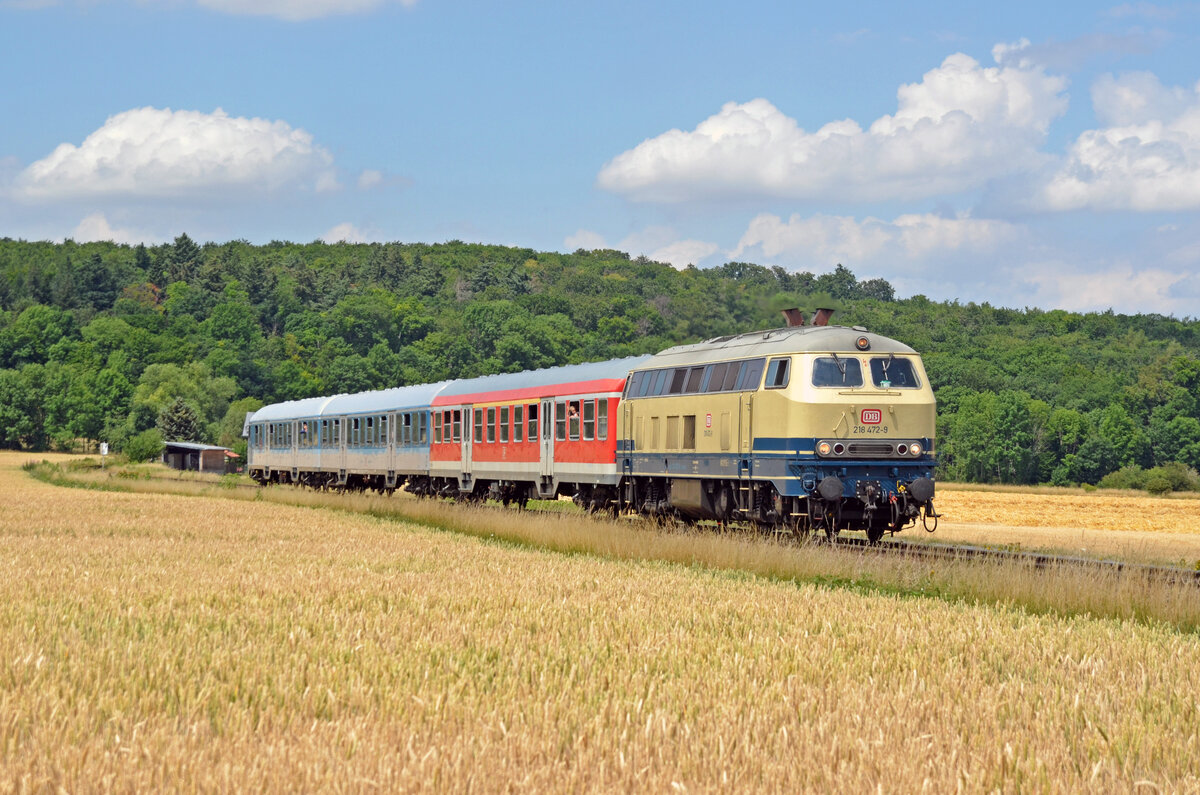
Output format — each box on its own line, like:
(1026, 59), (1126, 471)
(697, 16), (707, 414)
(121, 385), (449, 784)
(818, 441), (831, 456)
(909, 443), (923, 456)
(855, 336), (871, 351)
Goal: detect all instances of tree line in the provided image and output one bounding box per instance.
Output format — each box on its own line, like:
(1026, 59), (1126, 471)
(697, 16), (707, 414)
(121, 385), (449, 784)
(0, 235), (1197, 489)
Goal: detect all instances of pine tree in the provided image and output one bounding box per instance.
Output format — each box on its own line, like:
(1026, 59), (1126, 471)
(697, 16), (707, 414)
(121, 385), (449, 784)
(157, 397), (202, 442)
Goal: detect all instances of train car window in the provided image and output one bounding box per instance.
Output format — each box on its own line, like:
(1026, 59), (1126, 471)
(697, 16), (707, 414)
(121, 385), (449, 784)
(812, 356), (864, 387)
(869, 356), (920, 388)
(528, 404), (538, 440)
(334, 418), (342, 447)
(765, 358), (790, 389)
(453, 410), (462, 442)
(500, 407), (510, 443)
(668, 369), (688, 394)
(685, 366), (705, 393)
(556, 402), (566, 441)
(705, 362), (728, 393)
(568, 401), (581, 440)
(597, 400), (608, 440)
(514, 406), (524, 442)
(486, 407), (496, 443)
(383, 415), (390, 446)
(418, 413), (427, 444)
(721, 361), (743, 391)
(737, 358), (766, 391)
(434, 411), (442, 444)
(351, 417), (360, 447)
(472, 408), (482, 443)
(583, 400), (595, 440)
(365, 416), (374, 447)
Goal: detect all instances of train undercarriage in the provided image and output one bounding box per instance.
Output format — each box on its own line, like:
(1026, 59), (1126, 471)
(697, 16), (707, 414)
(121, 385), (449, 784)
(249, 467), (936, 542)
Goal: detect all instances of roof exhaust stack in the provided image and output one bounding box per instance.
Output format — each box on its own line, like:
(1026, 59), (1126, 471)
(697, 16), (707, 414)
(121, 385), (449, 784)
(812, 307), (835, 327)
(781, 308), (806, 327)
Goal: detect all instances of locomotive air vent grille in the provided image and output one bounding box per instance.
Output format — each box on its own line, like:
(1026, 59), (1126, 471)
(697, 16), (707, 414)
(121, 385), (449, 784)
(846, 442), (897, 457)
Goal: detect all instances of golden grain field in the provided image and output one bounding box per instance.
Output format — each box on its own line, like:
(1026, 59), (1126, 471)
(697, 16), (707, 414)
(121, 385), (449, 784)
(2, 453), (1200, 791)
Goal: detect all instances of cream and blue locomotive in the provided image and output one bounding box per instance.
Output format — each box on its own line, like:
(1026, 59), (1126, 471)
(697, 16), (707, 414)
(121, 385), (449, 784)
(616, 321), (937, 540)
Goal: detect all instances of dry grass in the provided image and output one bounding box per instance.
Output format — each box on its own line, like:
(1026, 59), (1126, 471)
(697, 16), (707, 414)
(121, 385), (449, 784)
(3, 453), (1200, 790)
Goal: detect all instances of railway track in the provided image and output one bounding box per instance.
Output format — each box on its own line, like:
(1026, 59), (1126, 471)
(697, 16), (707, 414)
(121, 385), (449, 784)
(819, 535), (1200, 585)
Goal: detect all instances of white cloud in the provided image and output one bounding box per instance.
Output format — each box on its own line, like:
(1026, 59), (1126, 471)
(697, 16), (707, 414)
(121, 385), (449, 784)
(732, 212), (1017, 264)
(564, 229), (607, 251)
(71, 212), (156, 245)
(647, 240), (720, 269)
(12, 107), (337, 201)
(1021, 261), (1200, 315)
(563, 227), (718, 268)
(321, 222), (373, 243)
(194, 0), (416, 21)
(597, 50), (1067, 203)
(1039, 74), (1200, 211)
(357, 169), (383, 190)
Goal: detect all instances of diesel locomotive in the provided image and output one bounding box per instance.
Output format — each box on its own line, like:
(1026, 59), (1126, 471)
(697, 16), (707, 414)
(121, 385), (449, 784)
(246, 311), (937, 540)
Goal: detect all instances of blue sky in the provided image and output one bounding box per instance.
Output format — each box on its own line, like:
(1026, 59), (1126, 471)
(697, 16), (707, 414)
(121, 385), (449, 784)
(2, 0), (1199, 315)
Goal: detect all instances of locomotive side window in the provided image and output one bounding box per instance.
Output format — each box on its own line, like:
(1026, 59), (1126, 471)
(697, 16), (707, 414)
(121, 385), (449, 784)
(869, 356), (920, 388)
(626, 371), (643, 398)
(597, 400), (608, 440)
(705, 362), (728, 392)
(668, 369), (688, 395)
(765, 358), (790, 389)
(721, 361), (743, 391)
(514, 406), (524, 442)
(812, 356), (864, 387)
(736, 358), (766, 391)
(684, 366), (705, 393)
(652, 369), (669, 396)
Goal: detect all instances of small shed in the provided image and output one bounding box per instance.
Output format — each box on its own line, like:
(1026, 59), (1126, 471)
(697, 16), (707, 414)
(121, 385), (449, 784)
(162, 441), (239, 474)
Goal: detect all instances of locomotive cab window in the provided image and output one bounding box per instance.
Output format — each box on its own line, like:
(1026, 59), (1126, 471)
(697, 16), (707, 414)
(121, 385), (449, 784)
(812, 356), (864, 387)
(765, 358), (790, 389)
(869, 356), (920, 389)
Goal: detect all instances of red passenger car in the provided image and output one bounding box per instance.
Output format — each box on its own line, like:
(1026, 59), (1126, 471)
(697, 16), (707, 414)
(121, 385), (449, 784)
(426, 356), (651, 507)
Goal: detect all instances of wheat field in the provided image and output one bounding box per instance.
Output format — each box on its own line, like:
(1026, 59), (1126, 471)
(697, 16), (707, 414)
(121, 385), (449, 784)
(3, 453), (1200, 791)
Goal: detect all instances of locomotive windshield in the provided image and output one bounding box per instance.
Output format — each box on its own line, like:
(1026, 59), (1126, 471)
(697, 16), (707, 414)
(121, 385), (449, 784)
(812, 356), (863, 387)
(869, 356), (920, 388)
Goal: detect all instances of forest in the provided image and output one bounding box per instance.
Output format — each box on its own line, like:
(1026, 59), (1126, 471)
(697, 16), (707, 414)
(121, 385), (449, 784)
(0, 235), (1197, 489)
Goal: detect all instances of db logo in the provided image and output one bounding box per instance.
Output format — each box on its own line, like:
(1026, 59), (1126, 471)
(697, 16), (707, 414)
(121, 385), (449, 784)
(861, 409), (882, 425)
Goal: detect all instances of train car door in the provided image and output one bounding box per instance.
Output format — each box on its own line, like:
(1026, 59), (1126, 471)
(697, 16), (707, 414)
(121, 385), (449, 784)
(459, 406), (472, 477)
(738, 393), (753, 455)
(540, 398), (554, 478)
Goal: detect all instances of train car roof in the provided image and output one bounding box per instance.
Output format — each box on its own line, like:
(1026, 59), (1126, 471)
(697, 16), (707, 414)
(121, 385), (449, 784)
(634, 326), (916, 370)
(434, 356), (653, 405)
(248, 381), (451, 423)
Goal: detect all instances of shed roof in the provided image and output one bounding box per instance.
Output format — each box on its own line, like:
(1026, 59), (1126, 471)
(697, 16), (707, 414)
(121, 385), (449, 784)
(164, 441), (231, 452)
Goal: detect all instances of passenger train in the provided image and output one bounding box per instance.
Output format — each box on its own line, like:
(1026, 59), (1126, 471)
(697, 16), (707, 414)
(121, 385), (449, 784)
(246, 313), (938, 540)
